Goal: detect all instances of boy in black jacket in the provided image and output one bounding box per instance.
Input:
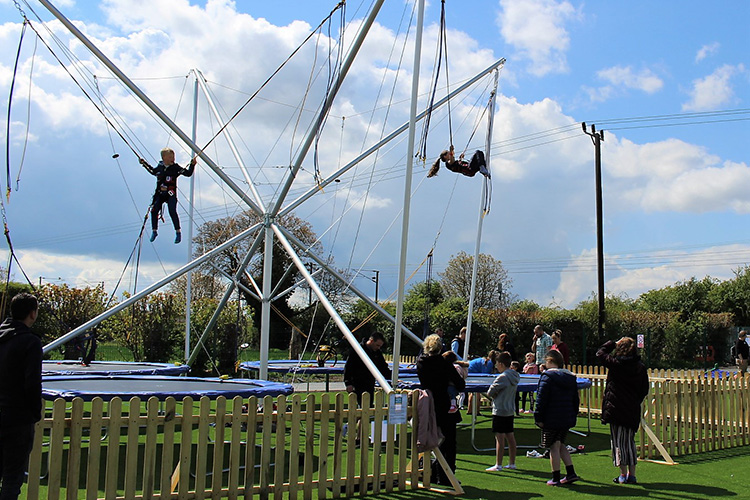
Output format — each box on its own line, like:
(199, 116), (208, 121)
(534, 349), (580, 486)
(0, 293), (41, 500)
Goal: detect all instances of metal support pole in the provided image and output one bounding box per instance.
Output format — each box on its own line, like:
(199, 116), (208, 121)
(273, 224), (393, 393)
(185, 71), (198, 362)
(393, 0), (425, 387)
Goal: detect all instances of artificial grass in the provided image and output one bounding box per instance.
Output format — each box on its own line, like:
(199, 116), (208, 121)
(373, 412), (749, 500)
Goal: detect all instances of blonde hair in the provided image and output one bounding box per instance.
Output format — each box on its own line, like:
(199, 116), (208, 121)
(160, 147), (175, 160)
(423, 334), (443, 355)
(614, 337), (636, 357)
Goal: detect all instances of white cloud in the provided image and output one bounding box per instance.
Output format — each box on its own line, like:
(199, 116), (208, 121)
(596, 65), (663, 93)
(682, 64), (744, 111)
(496, 0), (580, 76)
(552, 244), (748, 307)
(606, 136), (750, 213)
(695, 42), (720, 63)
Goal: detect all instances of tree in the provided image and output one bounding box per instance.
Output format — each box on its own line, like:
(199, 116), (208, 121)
(195, 210), (327, 350)
(439, 251), (513, 309)
(635, 276), (718, 319)
(34, 284), (109, 347)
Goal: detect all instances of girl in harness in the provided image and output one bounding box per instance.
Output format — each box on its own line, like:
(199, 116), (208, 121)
(427, 145), (489, 178)
(140, 148), (196, 244)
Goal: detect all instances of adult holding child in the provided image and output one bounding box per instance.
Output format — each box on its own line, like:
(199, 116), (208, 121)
(417, 334), (466, 486)
(596, 337), (649, 485)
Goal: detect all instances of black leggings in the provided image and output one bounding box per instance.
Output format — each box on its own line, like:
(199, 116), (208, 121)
(151, 192), (180, 231)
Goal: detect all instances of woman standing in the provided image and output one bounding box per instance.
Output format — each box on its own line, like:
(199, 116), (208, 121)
(550, 329), (570, 366)
(596, 337), (649, 485)
(417, 334), (466, 485)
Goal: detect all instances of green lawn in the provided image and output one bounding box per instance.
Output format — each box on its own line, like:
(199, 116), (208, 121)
(376, 412), (748, 500)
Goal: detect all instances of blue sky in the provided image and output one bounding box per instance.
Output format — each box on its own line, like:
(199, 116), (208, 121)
(0, 0), (748, 308)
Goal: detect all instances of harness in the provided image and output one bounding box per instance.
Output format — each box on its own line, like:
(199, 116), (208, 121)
(157, 173), (177, 196)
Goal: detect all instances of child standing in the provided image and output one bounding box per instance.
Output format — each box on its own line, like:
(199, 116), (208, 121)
(521, 352), (539, 413)
(442, 350), (468, 412)
(510, 360), (522, 415)
(534, 349), (580, 486)
(485, 351), (520, 471)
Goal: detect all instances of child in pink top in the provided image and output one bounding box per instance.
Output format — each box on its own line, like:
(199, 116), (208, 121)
(521, 352), (539, 413)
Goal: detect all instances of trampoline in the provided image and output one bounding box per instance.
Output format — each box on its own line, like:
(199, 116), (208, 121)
(42, 375), (294, 401)
(396, 373), (593, 452)
(396, 373), (592, 392)
(240, 359), (419, 391)
(42, 360), (190, 377)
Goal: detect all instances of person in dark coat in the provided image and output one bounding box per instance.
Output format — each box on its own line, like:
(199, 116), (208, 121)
(417, 334), (466, 486)
(534, 349), (580, 486)
(0, 293), (41, 500)
(597, 337), (649, 485)
(735, 330), (749, 374)
(497, 333), (516, 361)
(343, 332), (391, 405)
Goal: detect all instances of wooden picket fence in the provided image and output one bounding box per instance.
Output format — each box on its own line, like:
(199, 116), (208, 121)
(24, 391), (446, 500)
(390, 356), (750, 460)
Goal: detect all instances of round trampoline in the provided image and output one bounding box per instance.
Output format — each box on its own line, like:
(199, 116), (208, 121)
(239, 359), (419, 375)
(239, 359), (345, 375)
(42, 375), (294, 401)
(396, 373), (593, 392)
(42, 360), (190, 377)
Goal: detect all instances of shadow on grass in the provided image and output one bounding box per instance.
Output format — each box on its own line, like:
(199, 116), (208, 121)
(676, 445), (750, 464)
(566, 481), (737, 499)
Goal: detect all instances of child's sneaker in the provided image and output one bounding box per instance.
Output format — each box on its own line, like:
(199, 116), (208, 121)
(526, 450), (543, 458)
(485, 464), (503, 472)
(625, 475), (637, 484)
(613, 475), (626, 484)
(546, 479), (560, 486)
(149, 231), (158, 242)
(503, 464), (517, 470)
(174, 232), (182, 244)
(448, 403), (458, 414)
(560, 474), (580, 484)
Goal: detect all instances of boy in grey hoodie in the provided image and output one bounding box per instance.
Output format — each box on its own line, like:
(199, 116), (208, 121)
(485, 351), (520, 471)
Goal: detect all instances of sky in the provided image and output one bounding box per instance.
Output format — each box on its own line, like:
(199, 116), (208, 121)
(0, 0), (748, 311)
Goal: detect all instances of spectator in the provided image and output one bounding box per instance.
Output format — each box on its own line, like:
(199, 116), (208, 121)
(550, 329), (570, 366)
(736, 330), (749, 375)
(531, 325), (553, 368)
(485, 351), (520, 471)
(467, 350), (499, 374)
(597, 337), (649, 485)
(510, 360), (523, 415)
(417, 334), (465, 486)
(343, 332), (391, 405)
(0, 293), (42, 500)
(534, 349), (581, 486)
(497, 333), (516, 361)
(520, 352), (539, 413)
(451, 327), (467, 360)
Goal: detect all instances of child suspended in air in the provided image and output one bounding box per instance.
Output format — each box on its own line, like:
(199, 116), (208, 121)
(140, 148), (196, 244)
(427, 145), (489, 178)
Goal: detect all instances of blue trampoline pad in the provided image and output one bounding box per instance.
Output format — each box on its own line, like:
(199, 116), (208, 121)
(43, 360), (189, 377)
(42, 375), (294, 401)
(396, 373), (592, 392)
(240, 359), (419, 375)
(239, 359), (345, 375)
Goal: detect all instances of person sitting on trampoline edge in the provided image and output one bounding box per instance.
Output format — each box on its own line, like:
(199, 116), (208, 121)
(140, 148), (196, 244)
(427, 145), (489, 178)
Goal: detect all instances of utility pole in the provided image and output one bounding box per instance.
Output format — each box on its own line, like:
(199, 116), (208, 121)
(582, 122), (605, 344)
(372, 270), (379, 303)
